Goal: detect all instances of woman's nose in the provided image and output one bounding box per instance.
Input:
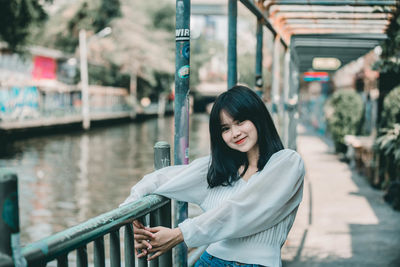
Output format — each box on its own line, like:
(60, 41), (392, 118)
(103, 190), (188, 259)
(231, 125), (241, 137)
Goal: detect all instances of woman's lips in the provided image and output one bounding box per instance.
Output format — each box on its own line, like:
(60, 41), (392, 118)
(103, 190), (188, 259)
(235, 137), (246, 144)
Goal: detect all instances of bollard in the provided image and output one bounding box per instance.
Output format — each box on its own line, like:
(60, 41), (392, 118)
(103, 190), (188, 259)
(153, 142), (172, 267)
(138, 142), (172, 267)
(0, 173), (26, 267)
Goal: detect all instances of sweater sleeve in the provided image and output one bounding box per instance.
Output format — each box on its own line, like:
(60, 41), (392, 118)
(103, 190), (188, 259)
(178, 149), (305, 248)
(120, 155), (210, 207)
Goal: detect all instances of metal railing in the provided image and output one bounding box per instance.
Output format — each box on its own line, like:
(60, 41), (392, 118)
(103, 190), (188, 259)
(0, 142), (173, 267)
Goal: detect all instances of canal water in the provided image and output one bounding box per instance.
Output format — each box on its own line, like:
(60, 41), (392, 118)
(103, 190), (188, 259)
(0, 114), (211, 245)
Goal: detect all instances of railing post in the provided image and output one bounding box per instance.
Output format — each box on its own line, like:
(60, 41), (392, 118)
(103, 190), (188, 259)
(228, 0), (238, 89)
(137, 215), (148, 267)
(153, 142), (172, 267)
(0, 173), (27, 267)
(255, 18), (263, 96)
(174, 0), (190, 266)
(109, 230), (121, 267)
(124, 225), (135, 267)
(94, 236), (105, 267)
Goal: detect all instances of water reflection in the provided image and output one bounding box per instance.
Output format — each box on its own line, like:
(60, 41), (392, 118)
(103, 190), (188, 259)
(0, 114), (210, 245)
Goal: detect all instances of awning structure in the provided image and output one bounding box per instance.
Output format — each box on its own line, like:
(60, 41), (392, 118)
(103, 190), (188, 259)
(263, 0), (398, 72)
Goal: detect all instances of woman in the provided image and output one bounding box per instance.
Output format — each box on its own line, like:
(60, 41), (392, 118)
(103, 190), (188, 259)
(121, 85), (305, 267)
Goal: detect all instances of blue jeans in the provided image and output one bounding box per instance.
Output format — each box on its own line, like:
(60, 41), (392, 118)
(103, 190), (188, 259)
(194, 251), (263, 267)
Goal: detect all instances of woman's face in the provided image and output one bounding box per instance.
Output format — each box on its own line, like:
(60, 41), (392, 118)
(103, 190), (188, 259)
(220, 110), (259, 155)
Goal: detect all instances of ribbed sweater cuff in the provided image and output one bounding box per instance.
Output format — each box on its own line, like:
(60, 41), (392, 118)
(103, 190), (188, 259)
(178, 219), (197, 248)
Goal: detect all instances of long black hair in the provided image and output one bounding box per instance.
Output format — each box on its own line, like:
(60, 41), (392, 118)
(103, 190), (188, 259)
(207, 85), (283, 188)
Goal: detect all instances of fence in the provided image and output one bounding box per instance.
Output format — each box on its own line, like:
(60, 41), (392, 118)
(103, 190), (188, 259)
(0, 142), (173, 267)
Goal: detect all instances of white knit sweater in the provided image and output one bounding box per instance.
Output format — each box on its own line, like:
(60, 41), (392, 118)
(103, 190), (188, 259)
(121, 149), (305, 267)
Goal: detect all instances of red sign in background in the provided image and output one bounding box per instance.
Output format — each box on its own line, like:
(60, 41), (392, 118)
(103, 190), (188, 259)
(32, 56), (57, 80)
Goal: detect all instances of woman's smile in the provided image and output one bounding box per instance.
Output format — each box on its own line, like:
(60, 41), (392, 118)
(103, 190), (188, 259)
(235, 137), (247, 145)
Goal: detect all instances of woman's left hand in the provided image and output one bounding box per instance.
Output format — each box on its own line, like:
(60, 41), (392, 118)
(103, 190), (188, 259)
(146, 226), (184, 261)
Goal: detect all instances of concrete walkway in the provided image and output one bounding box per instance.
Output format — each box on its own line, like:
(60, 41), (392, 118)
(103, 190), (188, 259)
(281, 125), (400, 267)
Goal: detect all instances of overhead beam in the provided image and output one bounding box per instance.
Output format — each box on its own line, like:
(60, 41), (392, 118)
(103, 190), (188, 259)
(293, 39), (380, 48)
(267, 0), (397, 6)
(272, 12), (392, 20)
(292, 33), (388, 40)
(298, 53), (371, 60)
(191, 4), (226, 16)
(269, 5), (395, 14)
(238, 0), (288, 48)
(286, 24), (388, 30)
(289, 28), (385, 34)
(285, 19), (389, 25)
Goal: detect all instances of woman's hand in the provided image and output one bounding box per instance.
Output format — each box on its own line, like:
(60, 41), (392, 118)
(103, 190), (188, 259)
(133, 220), (155, 258)
(147, 227), (184, 261)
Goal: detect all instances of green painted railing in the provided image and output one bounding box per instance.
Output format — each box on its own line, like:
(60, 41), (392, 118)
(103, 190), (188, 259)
(0, 142), (172, 267)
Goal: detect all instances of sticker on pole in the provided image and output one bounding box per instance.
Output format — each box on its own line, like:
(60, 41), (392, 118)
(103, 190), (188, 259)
(178, 65), (190, 79)
(176, 29), (190, 41)
(182, 44), (190, 59)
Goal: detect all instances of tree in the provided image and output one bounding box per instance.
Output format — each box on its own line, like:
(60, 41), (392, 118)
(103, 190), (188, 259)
(0, 0), (49, 51)
(93, 0), (122, 33)
(32, 0), (175, 91)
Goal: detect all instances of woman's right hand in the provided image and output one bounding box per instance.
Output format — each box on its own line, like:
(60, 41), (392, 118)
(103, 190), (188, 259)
(133, 220), (155, 258)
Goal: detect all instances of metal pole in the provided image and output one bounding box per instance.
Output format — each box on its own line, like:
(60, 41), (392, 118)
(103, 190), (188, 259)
(228, 0), (237, 89)
(255, 18), (263, 96)
(271, 34), (281, 130)
(283, 49), (290, 148)
(129, 72), (138, 119)
(0, 173), (27, 267)
(79, 29), (90, 130)
(174, 1), (190, 265)
(288, 58), (299, 150)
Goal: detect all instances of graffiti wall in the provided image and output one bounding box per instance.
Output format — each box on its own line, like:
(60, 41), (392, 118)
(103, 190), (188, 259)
(0, 86), (40, 121)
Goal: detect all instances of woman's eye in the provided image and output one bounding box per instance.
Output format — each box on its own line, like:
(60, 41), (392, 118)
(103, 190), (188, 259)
(221, 127), (229, 132)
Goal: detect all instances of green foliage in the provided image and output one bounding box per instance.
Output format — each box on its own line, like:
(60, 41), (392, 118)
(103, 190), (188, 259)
(93, 0), (121, 32)
(53, 0), (121, 53)
(325, 90), (364, 153)
(381, 6), (400, 60)
(238, 52), (255, 88)
(88, 63), (130, 88)
(374, 86), (400, 206)
(0, 0), (49, 51)
(375, 123), (400, 210)
(53, 1), (93, 53)
(190, 35), (225, 88)
(148, 2), (175, 32)
(375, 124), (400, 167)
(380, 85), (400, 128)
(373, 59), (400, 74)
(374, 4), (400, 74)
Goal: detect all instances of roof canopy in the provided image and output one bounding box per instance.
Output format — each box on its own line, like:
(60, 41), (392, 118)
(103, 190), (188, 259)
(264, 0), (398, 72)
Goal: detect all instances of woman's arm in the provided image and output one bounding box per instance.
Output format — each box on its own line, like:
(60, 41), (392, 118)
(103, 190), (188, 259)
(178, 149), (305, 248)
(120, 155), (210, 207)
